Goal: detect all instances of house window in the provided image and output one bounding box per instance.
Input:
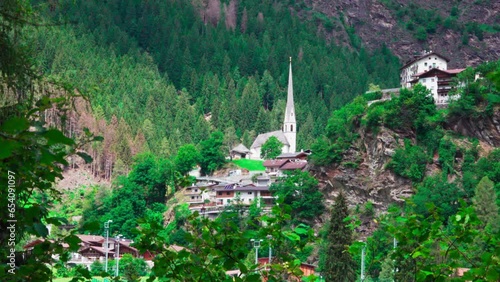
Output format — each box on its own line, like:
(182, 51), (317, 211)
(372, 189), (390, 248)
(291, 125), (293, 131)
(424, 62), (427, 66)
(226, 192), (231, 195)
(191, 196), (194, 199)
(422, 78), (426, 83)
(433, 63), (436, 68)
(248, 192), (252, 195)
(218, 192), (222, 195)
(195, 189), (198, 192)
(431, 78), (435, 82)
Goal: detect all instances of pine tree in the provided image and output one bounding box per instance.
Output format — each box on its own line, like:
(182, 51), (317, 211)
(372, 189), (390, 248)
(473, 176), (499, 232)
(323, 192), (356, 281)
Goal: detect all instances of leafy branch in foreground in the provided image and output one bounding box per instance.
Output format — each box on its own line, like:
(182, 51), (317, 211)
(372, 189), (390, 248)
(134, 199), (318, 282)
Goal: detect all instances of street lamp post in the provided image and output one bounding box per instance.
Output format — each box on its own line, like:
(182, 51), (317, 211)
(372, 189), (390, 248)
(104, 220), (112, 273)
(361, 242), (366, 281)
(115, 234), (123, 277)
(266, 235), (272, 265)
(250, 239), (263, 265)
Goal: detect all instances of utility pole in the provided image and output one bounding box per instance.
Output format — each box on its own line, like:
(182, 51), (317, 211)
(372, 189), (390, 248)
(267, 235), (272, 265)
(361, 242), (366, 281)
(115, 235), (122, 277)
(250, 239), (263, 265)
(104, 220), (112, 273)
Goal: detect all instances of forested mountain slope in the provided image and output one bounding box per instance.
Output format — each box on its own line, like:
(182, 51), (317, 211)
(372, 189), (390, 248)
(29, 0), (401, 178)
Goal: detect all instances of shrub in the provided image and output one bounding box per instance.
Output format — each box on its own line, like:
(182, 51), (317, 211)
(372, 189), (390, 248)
(387, 139), (429, 182)
(363, 91), (383, 101)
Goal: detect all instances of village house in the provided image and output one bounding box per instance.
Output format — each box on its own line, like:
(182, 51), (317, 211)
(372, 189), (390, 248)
(230, 143), (251, 159)
(214, 183), (274, 208)
(263, 158), (308, 177)
(400, 50), (465, 104)
(23, 234), (154, 269)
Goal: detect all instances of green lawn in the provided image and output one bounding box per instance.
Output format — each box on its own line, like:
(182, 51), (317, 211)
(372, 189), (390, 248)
(232, 159), (265, 171)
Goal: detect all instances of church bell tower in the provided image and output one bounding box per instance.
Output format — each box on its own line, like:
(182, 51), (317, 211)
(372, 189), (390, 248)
(283, 58), (297, 153)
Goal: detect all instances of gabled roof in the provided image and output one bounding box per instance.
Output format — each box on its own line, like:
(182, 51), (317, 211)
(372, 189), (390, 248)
(413, 68), (465, 79)
(77, 234), (104, 245)
(231, 143), (250, 154)
(280, 160), (307, 170)
(401, 51), (450, 70)
(276, 151), (310, 159)
(79, 246), (114, 255)
(250, 130), (289, 149)
(263, 159), (289, 168)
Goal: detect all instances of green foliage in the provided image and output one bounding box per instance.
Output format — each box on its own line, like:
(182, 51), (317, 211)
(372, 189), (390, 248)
(270, 171), (325, 224)
(90, 260), (104, 276)
(175, 144), (201, 175)
(321, 193), (356, 281)
(449, 61), (500, 118)
(362, 91), (382, 101)
(438, 137), (456, 175)
(387, 139), (429, 182)
(473, 176), (499, 232)
(199, 131), (226, 175)
(412, 173), (463, 221)
(27, 0), (401, 172)
(133, 199), (317, 281)
(382, 202), (500, 281)
(260, 136), (283, 159)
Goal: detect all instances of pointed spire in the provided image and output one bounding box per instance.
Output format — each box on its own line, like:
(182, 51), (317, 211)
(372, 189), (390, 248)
(284, 59), (296, 124)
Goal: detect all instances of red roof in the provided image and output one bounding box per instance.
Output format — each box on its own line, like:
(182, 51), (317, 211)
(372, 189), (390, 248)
(263, 159), (289, 168)
(413, 68), (465, 79)
(77, 234), (104, 245)
(280, 161), (307, 170)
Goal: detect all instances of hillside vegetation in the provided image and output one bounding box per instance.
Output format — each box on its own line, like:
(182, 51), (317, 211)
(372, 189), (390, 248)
(29, 0), (400, 179)
(310, 61), (500, 280)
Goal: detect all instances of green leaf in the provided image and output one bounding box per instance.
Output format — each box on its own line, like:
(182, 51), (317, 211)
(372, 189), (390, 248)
(77, 152), (93, 164)
(42, 129), (74, 145)
(455, 214), (462, 222)
(412, 251), (423, 258)
(0, 139), (20, 159)
(81, 221), (100, 232)
(294, 226), (308, 235)
(283, 231), (300, 241)
(1, 117), (30, 134)
(34, 223), (49, 237)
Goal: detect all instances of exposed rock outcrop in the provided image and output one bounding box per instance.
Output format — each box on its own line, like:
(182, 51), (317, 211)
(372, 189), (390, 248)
(311, 127), (413, 212)
(303, 0), (500, 67)
(446, 108), (500, 148)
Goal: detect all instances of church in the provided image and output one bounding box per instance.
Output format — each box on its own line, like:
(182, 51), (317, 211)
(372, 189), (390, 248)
(248, 60), (297, 160)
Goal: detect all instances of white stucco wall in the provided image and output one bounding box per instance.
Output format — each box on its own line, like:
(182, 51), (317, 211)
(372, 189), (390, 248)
(419, 76), (438, 101)
(401, 54), (448, 87)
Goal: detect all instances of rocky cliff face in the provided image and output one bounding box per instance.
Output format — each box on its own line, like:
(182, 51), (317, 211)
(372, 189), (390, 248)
(446, 108), (500, 148)
(311, 127), (413, 212)
(303, 0), (500, 68)
(311, 108), (500, 230)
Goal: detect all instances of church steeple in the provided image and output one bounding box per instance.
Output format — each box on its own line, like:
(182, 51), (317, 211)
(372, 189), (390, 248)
(283, 57), (297, 153)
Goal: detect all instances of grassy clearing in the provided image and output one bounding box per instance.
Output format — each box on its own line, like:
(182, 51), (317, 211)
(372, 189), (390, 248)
(232, 159), (265, 171)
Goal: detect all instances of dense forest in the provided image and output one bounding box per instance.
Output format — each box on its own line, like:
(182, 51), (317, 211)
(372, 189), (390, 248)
(28, 0), (400, 178)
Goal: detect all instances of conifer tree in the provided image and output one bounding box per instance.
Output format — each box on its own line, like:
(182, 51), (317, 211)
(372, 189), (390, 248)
(473, 176), (499, 232)
(323, 192), (356, 282)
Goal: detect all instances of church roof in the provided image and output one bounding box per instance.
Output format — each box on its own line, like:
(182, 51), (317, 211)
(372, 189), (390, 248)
(250, 130), (289, 149)
(231, 143), (250, 154)
(284, 61), (296, 125)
